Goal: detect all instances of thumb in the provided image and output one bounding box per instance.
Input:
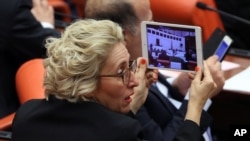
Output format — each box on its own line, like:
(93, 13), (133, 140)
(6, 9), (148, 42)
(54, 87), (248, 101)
(135, 57), (147, 78)
(193, 65), (202, 82)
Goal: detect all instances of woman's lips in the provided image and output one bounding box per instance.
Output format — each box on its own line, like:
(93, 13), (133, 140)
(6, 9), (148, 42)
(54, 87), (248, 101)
(124, 93), (133, 103)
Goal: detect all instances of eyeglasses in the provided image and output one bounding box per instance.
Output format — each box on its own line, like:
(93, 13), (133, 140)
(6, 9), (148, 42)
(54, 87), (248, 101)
(99, 60), (137, 85)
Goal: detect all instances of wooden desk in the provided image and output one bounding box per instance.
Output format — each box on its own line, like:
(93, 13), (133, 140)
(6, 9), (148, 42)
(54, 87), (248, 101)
(208, 55), (250, 140)
(224, 55), (250, 81)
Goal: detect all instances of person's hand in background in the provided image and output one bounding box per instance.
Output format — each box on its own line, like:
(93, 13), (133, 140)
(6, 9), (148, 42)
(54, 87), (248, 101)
(172, 72), (192, 96)
(31, 0), (55, 26)
(172, 55), (225, 97)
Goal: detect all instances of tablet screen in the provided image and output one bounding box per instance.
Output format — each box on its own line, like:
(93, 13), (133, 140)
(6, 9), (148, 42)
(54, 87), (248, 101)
(141, 21), (203, 72)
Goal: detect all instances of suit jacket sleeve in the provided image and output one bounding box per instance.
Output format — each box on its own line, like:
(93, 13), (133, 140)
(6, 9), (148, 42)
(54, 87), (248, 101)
(136, 99), (212, 141)
(10, 0), (60, 64)
(160, 100), (212, 141)
(174, 120), (202, 141)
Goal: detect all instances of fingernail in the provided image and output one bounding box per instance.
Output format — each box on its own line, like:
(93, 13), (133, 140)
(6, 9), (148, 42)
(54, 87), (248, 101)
(195, 66), (199, 72)
(141, 59), (146, 64)
(214, 55), (219, 60)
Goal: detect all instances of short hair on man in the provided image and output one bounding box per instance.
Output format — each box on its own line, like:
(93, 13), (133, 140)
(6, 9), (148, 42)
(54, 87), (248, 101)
(84, 0), (139, 35)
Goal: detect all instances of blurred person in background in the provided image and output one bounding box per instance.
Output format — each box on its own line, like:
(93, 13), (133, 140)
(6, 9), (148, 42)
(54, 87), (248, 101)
(0, 0), (59, 118)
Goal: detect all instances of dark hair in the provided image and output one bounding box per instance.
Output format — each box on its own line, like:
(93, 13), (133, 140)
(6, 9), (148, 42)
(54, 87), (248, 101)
(85, 1), (139, 35)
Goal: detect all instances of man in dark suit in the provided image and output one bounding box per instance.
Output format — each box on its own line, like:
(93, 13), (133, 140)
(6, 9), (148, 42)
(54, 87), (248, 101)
(84, 0), (225, 141)
(0, 0), (59, 118)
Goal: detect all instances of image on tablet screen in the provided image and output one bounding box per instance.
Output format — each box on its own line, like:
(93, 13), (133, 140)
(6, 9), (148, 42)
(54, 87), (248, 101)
(145, 23), (199, 71)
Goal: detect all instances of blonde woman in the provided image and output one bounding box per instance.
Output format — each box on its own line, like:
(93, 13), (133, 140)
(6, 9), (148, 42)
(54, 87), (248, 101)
(12, 19), (216, 141)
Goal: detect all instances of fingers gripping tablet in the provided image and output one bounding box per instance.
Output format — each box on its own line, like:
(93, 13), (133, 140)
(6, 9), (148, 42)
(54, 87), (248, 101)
(141, 21), (203, 72)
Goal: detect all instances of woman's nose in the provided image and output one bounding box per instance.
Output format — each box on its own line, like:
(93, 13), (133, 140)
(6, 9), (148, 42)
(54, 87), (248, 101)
(128, 72), (139, 87)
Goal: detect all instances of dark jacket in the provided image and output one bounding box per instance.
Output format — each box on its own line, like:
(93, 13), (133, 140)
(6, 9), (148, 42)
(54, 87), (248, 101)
(136, 73), (213, 141)
(0, 0), (59, 118)
(12, 96), (203, 141)
(12, 97), (143, 141)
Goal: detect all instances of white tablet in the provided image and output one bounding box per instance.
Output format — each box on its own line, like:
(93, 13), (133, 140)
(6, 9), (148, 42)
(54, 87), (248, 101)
(141, 21), (203, 72)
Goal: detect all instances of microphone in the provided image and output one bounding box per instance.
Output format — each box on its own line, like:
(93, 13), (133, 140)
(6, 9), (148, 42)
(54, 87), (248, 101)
(197, 2), (250, 58)
(196, 2), (250, 25)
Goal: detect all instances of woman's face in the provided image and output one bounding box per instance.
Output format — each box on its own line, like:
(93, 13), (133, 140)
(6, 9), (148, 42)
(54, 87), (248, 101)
(95, 42), (139, 114)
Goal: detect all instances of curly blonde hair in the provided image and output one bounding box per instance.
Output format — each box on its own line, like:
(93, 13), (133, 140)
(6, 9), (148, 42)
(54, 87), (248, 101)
(43, 19), (124, 102)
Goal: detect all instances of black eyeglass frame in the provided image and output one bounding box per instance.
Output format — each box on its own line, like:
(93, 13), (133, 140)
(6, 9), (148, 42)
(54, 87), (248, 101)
(99, 60), (137, 85)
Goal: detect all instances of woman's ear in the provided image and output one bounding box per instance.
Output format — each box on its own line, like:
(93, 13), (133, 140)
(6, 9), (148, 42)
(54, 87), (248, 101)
(123, 29), (128, 44)
(123, 29), (133, 46)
